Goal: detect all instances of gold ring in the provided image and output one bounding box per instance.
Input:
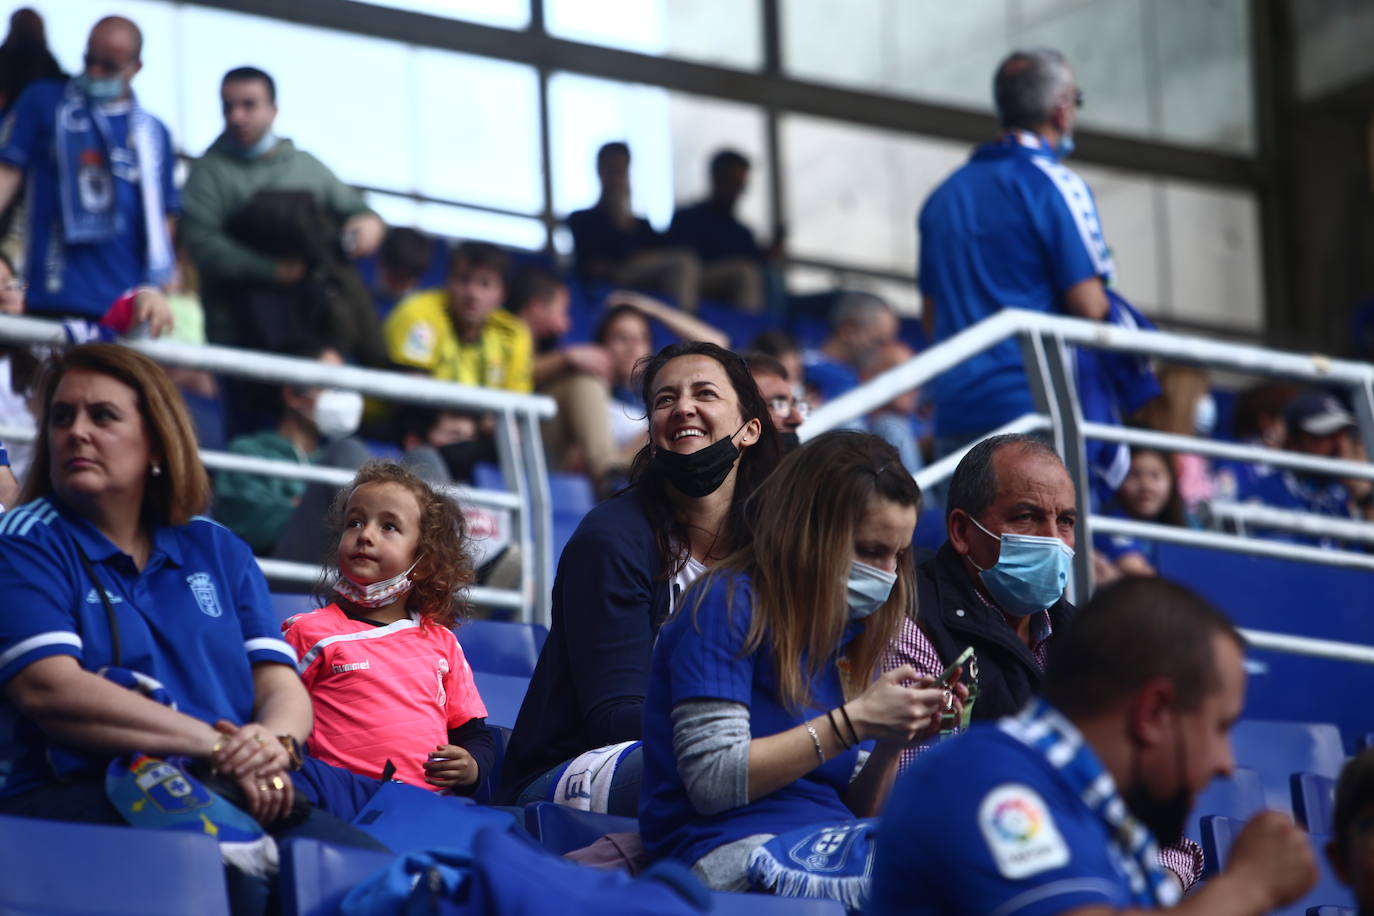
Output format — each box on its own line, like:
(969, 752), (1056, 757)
(271, 775), (286, 791)
(259, 784), (271, 792)
(253, 734), (266, 745)
(942, 689), (954, 711)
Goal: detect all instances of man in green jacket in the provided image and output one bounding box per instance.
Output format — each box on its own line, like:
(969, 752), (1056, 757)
(181, 66), (385, 359)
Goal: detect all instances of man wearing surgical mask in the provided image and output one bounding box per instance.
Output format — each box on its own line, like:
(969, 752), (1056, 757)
(883, 432), (1206, 891)
(213, 342), (367, 558)
(0, 16), (177, 331)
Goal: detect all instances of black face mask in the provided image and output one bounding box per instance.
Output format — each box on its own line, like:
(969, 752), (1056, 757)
(777, 431), (801, 454)
(650, 422), (748, 498)
(1122, 715), (1192, 847)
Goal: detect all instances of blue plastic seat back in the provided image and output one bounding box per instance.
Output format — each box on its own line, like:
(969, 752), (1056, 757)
(0, 813), (230, 916)
(1230, 720), (1346, 814)
(1292, 772), (1338, 834)
(1187, 766), (1266, 848)
(281, 837), (396, 916)
(550, 471), (595, 516)
(271, 591), (317, 627)
(1307, 908), (1357, 916)
(1203, 816), (1356, 915)
(471, 670), (532, 728)
(471, 723), (512, 806)
(710, 891), (847, 914)
(457, 619), (548, 678)
(351, 780), (506, 856)
(524, 801), (637, 855)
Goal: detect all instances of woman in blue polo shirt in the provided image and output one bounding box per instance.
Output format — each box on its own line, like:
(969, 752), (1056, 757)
(0, 343), (380, 907)
(640, 431), (952, 898)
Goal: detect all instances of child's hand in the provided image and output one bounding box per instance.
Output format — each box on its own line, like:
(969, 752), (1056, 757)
(423, 744), (478, 788)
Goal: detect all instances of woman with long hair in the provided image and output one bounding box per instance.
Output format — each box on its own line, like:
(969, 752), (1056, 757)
(499, 341), (780, 815)
(640, 431), (952, 905)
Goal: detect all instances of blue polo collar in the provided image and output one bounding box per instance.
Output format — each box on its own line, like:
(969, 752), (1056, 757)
(52, 497), (184, 568)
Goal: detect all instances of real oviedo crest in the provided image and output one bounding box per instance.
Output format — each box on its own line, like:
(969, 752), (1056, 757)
(186, 572), (223, 618)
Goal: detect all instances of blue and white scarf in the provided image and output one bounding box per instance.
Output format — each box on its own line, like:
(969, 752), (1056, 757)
(1000, 698), (1181, 908)
(53, 80), (172, 286)
(747, 819), (878, 914)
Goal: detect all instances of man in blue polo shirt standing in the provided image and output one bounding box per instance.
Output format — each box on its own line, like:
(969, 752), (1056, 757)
(918, 47), (1112, 453)
(0, 16), (176, 332)
(869, 578), (1318, 916)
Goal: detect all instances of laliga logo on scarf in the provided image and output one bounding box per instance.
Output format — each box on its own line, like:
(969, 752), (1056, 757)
(187, 572), (223, 618)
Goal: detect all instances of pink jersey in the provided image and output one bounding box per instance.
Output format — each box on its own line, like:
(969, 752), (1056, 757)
(283, 603), (487, 789)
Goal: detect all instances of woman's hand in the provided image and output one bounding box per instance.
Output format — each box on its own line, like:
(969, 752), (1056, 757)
(911, 673), (970, 742)
(231, 764), (295, 826)
(846, 666), (947, 745)
(423, 744), (479, 789)
(210, 719), (289, 778)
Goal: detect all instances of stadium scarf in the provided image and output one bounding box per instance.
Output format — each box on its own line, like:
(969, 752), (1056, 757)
(999, 698), (1181, 908)
(747, 818), (878, 914)
(54, 81), (173, 285)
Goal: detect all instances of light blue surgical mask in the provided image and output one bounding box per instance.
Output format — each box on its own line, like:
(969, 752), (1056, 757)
(232, 130), (277, 160)
(967, 516), (1073, 617)
(75, 73), (124, 103)
(846, 559), (897, 620)
(1055, 132), (1076, 159)
(1193, 394), (1217, 437)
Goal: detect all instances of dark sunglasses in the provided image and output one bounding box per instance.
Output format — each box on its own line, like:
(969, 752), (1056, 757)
(84, 52), (131, 74)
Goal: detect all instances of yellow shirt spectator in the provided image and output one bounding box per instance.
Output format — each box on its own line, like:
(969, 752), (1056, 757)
(384, 289), (534, 393)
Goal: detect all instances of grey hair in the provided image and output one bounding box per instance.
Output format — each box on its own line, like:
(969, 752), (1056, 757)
(993, 47), (1073, 130)
(830, 291), (893, 332)
(947, 433), (1064, 523)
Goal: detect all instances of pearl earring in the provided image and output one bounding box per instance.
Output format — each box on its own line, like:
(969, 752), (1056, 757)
(150, 462), (162, 477)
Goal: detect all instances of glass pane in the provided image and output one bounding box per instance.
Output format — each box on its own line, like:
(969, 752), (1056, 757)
(348, 0), (530, 30)
(1152, 0), (1253, 152)
(666, 93), (771, 247)
(781, 113), (968, 275)
(414, 49), (542, 214)
(548, 72), (675, 228)
(1073, 163), (1164, 311)
(1293, 0), (1374, 100)
(1161, 180), (1263, 330)
(366, 191), (547, 251)
(545, 0), (762, 70)
(179, 6), (414, 194)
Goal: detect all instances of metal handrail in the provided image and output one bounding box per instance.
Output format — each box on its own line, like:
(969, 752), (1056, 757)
(1205, 499), (1374, 545)
(256, 558), (524, 611)
(0, 314), (555, 624)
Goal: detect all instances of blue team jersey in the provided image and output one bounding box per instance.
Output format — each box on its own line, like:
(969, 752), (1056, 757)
(868, 723), (1138, 915)
(1246, 470), (1357, 549)
(0, 498), (295, 797)
(919, 132), (1114, 438)
(639, 570), (862, 868)
(0, 80), (180, 318)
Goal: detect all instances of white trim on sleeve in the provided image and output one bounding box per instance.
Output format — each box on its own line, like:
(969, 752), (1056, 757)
(0, 631), (82, 671)
(244, 636), (297, 664)
(988, 878), (1120, 916)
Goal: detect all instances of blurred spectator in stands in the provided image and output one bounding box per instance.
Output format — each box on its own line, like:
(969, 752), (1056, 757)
(182, 66), (386, 364)
(640, 432), (940, 899)
(1133, 364), (1216, 513)
(0, 8), (63, 266)
(499, 342), (780, 816)
(0, 439), (16, 509)
(0, 250), (38, 478)
(1214, 381), (1299, 502)
(749, 329), (804, 395)
(596, 302), (655, 464)
(1093, 445), (1190, 583)
(919, 48), (1112, 455)
(862, 340), (924, 476)
(1327, 749), (1374, 913)
(1246, 390), (1374, 540)
(746, 352), (804, 451)
(0, 16), (176, 333)
(667, 149), (776, 314)
(159, 236), (217, 401)
(804, 292), (898, 405)
(568, 142), (702, 312)
(372, 226), (432, 318)
(871, 578), (1314, 915)
(212, 341), (368, 559)
(384, 241), (531, 392)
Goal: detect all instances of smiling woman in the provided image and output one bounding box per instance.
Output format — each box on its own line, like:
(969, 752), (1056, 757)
(499, 341), (781, 814)
(0, 343), (383, 911)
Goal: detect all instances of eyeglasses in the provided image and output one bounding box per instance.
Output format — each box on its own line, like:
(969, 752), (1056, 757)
(767, 395), (811, 419)
(0, 280), (24, 292)
(1073, 88), (1084, 109)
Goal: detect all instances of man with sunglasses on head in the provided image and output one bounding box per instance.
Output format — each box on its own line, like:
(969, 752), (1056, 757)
(918, 48), (1112, 456)
(0, 16), (176, 335)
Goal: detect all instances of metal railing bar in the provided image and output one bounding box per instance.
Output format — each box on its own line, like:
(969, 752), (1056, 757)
(1237, 628), (1374, 666)
(1206, 500), (1374, 545)
(256, 558), (525, 610)
(1091, 516), (1374, 571)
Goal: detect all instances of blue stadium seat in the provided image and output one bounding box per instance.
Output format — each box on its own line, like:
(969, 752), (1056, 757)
(1359, 734), (1374, 752)
(524, 801), (637, 855)
(471, 670), (531, 728)
(472, 461), (505, 491)
(271, 591), (316, 626)
(1230, 720), (1347, 813)
(280, 837), (395, 916)
(350, 780), (513, 856)
(1202, 816), (1355, 915)
(1292, 772), (1338, 834)
(710, 892), (846, 914)
(550, 471), (596, 563)
(1187, 765), (1266, 850)
(458, 619), (548, 678)
(0, 814), (230, 915)
(472, 724), (513, 806)
(1307, 908), (1357, 916)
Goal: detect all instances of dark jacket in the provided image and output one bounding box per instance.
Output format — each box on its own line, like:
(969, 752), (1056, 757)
(917, 542), (1078, 722)
(498, 488), (671, 800)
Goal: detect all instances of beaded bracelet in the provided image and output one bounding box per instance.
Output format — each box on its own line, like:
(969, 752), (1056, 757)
(804, 723), (825, 766)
